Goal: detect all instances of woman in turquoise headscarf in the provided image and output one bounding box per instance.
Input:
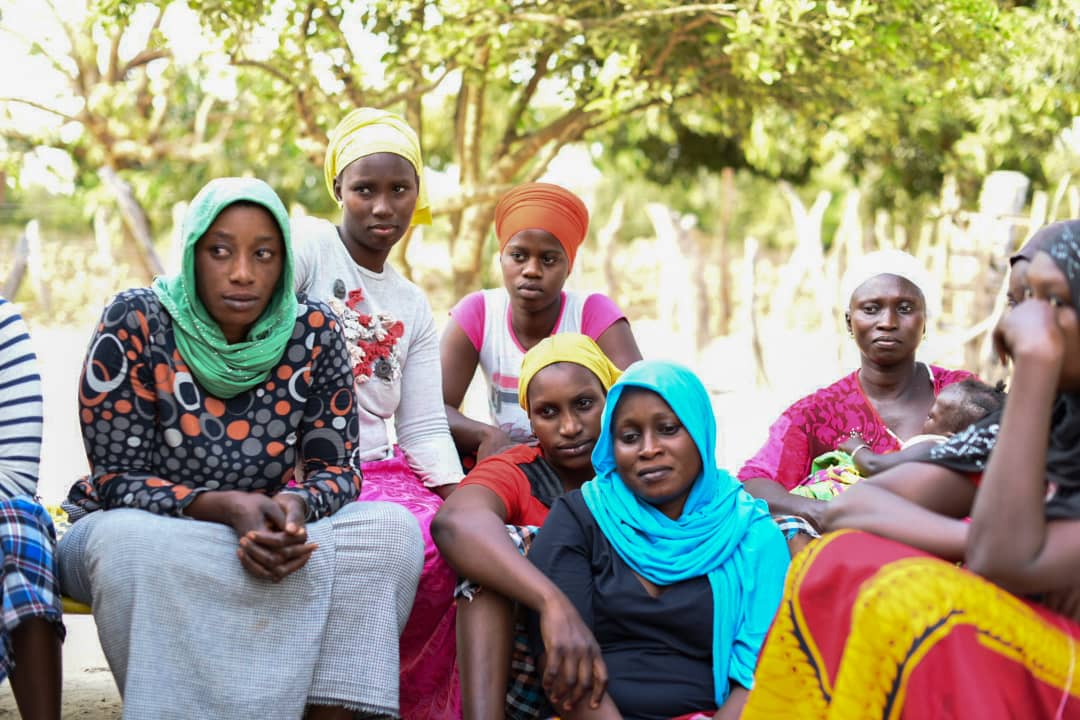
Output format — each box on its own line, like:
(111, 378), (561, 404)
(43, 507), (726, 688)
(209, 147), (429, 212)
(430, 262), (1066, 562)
(57, 177), (424, 720)
(527, 360), (790, 719)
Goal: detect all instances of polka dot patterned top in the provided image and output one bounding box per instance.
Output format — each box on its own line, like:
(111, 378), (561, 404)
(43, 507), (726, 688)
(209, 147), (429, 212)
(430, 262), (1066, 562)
(64, 288), (362, 521)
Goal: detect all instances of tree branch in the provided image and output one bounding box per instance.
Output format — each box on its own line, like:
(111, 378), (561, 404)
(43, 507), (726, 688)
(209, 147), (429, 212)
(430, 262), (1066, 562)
(232, 57), (295, 86)
(496, 49), (552, 160)
(513, 4), (738, 32)
(496, 107), (595, 177)
(648, 16), (712, 77)
(0, 28), (68, 80)
(122, 49), (170, 76)
(0, 97), (82, 124)
(381, 65), (456, 107)
(42, 0), (96, 91)
(430, 184), (518, 216)
(107, 25), (123, 83)
(520, 112), (591, 181)
(581, 89), (701, 135)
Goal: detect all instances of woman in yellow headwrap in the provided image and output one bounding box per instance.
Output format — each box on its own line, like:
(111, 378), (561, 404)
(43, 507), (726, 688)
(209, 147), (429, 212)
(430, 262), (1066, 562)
(433, 334), (622, 720)
(440, 183), (642, 467)
(291, 108), (463, 720)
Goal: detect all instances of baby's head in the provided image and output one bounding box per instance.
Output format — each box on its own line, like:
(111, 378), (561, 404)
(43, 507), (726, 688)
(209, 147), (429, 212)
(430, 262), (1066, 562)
(922, 379), (1006, 437)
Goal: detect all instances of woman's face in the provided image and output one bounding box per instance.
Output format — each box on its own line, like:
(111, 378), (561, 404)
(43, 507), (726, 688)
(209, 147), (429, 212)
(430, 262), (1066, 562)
(527, 362), (606, 477)
(846, 274), (926, 367)
(500, 229), (570, 313)
(611, 388), (702, 521)
(1007, 259), (1031, 309)
(333, 152), (418, 271)
(1024, 252), (1080, 389)
(194, 202), (284, 344)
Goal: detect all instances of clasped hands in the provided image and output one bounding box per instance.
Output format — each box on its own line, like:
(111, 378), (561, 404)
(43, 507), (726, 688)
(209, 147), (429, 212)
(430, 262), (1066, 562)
(228, 492), (316, 582)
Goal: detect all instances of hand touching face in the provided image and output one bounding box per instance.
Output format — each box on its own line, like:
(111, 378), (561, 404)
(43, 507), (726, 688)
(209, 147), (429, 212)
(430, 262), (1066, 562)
(994, 252), (1080, 390)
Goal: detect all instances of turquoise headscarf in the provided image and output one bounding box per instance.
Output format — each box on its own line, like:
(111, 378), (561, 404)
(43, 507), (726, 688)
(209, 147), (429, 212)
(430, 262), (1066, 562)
(152, 177), (297, 399)
(581, 360), (789, 706)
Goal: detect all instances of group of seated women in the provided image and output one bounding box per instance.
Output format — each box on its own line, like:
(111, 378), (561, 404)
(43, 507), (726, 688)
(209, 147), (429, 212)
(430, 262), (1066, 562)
(2, 103), (1080, 720)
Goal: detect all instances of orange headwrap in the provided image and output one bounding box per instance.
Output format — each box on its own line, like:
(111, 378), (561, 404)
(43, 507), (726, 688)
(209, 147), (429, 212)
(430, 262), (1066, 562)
(494, 183), (589, 272)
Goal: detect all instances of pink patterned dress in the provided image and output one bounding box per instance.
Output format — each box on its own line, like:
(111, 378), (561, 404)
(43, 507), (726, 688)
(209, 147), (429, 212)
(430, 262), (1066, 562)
(737, 364), (973, 490)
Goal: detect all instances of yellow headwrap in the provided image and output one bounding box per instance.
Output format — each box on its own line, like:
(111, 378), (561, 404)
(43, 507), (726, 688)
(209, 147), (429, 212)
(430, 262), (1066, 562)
(323, 107), (432, 226)
(518, 333), (623, 411)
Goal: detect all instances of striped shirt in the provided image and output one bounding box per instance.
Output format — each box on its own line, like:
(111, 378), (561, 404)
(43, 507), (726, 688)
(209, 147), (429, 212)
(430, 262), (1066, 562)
(0, 297), (42, 499)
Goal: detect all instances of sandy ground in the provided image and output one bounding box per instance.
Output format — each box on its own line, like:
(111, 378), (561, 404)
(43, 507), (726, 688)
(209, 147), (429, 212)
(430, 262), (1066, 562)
(0, 617), (121, 718)
(2, 319), (859, 718)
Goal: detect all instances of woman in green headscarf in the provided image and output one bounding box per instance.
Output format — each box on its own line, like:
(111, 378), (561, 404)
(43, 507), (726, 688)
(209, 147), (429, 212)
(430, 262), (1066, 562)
(57, 177), (424, 720)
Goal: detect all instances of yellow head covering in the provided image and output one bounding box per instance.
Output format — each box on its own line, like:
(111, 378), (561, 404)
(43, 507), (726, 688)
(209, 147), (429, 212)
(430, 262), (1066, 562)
(324, 107), (432, 226)
(518, 333), (622, 411)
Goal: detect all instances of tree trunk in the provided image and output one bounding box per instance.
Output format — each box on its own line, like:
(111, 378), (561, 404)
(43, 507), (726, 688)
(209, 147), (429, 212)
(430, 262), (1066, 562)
(687, 228), (711, 353)
(965, 171), (1029, 370)
(645, 203), (707, 354)
(775, 182), (832, 332)
(93, 206), (114, 268)
(99, 166), (164, 280)
(450, 202), (497, 299)
(714, 166), (736, 336)
(742, 235), (769, 387)
(826, 189), (863, 363)
(594, 197), (624, 300)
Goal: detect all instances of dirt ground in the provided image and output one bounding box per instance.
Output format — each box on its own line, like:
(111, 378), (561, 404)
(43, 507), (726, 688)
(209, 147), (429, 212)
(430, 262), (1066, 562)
(0, 616), (121, 718)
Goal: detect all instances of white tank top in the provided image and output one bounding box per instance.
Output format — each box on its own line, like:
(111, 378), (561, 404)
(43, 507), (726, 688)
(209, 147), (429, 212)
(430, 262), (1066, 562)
(477, 289), (587, 442)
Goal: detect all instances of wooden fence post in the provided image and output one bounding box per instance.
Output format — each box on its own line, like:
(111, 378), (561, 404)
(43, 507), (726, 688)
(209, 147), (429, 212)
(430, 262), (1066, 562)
(2, 228), (29, 300)
(26, 220), (51, 314)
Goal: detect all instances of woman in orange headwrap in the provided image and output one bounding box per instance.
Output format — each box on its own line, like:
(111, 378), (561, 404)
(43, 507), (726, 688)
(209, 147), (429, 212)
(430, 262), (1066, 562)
(440, 182), (642, 463)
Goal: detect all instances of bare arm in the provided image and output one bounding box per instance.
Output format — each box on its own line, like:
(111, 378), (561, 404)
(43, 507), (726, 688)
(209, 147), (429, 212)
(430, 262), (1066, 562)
(440, 318), (514, 458)
(966, 300), (1077, 593)
(432, 485), (572, 613)
(743, 478), (826, 531)
(594, 319), (642, 370)
(823, 463), (974, 561)
(714, 685), (749, 720)
(839, 434), (936, 476)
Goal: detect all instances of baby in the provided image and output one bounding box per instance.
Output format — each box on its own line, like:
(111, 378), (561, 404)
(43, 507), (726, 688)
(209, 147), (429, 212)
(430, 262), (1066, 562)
(793, 378), (1005, 499)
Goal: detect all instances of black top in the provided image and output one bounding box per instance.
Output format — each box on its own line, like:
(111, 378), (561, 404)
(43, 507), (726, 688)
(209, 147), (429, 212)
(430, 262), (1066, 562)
(528, 490), (716, 720)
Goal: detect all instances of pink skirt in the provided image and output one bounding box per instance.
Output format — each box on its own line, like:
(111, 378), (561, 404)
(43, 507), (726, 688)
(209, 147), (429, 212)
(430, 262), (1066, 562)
(360, 448), (460, 719)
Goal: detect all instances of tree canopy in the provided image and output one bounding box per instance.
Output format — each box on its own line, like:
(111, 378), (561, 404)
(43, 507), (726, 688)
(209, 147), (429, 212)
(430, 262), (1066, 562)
(2, 0), (1077, 291)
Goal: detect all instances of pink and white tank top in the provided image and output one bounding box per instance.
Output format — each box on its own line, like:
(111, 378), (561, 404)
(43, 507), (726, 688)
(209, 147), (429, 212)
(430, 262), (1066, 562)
(450, 288), (624, 443)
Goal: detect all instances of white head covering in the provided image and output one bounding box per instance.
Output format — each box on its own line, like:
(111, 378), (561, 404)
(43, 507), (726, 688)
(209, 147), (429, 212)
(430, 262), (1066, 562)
(840, 249), (941, 318)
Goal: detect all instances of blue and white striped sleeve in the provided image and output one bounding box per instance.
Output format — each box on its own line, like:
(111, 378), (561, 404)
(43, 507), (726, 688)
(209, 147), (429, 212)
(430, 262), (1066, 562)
(0, 297), (42, 499)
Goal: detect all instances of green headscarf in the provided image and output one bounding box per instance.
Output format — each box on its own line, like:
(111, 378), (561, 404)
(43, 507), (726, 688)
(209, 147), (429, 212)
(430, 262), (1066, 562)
(151, 177), (297, 399)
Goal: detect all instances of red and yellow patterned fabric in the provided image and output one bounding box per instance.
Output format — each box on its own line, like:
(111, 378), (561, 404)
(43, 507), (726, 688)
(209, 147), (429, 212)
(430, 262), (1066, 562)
(744, 531), (1080, 720)
(65, 289), (361, 520)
